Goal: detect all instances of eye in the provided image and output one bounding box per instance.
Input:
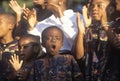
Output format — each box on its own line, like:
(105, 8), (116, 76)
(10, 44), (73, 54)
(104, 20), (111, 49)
(91, 4), (95, 9)
(56, 37), (61, 41)
(23, 45), (30, 49)
(97, 3), (103, 8)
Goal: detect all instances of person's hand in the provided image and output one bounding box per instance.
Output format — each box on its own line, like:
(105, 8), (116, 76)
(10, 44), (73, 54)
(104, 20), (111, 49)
(23, 8), (37, 31)
(116, 34), (120, 42)
(9, 54), (23, 71)
(82, 6), (92, 28)
(100, 3), (109, 30)
(47, 3), (64, 18)
(9, 0), (25, 15)
(9, 0), (26, 26)
(77, 12), (85, 35)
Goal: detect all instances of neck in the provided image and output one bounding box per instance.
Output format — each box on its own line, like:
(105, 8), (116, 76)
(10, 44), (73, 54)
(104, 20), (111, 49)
(0, 33), (14, 44)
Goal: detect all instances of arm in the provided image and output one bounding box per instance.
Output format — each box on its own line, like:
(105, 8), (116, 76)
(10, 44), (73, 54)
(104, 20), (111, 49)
(72, 12), (85, 60)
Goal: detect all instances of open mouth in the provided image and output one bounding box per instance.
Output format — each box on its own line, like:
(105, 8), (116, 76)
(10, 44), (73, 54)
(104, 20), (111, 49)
(50, 44), (56, 52)
(51, 45), (56, 50)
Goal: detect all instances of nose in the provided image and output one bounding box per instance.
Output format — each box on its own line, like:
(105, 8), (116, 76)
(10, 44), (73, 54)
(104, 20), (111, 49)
(92, 4), (97, 11)
(51, 37), (56, 43)
(19, 46), (24, 53)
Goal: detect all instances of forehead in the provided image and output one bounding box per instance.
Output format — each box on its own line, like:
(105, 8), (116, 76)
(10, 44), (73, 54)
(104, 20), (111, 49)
(92, 0), (109, 3)
(47, 0), (59, 3)
(0, 15), (8, 23)
(19, 38), (34, 45)
(116, 0), (120, 2)
(46, 28), (62, 35)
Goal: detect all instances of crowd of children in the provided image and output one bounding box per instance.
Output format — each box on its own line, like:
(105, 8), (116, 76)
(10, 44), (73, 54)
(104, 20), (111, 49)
(0, 0), (120, 81)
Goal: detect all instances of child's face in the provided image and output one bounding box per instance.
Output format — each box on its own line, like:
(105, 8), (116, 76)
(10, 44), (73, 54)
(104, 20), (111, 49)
(90, 0), (110, 21)
(33, 0), (45, 8)
(0, 16), (10, 38)
(43, 28), (63, 56)
(19, 38), (35, 61)
(116, 0), (120, 11)
(46, 0), (61, 10)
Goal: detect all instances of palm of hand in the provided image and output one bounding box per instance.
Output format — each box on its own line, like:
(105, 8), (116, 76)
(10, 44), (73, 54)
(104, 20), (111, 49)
(9, 54), (23, 71)
(48, 3), (64, 17)
(9, 0), (25, 14)
(82, 6), (92, 28)
(77, 12), (85, 35)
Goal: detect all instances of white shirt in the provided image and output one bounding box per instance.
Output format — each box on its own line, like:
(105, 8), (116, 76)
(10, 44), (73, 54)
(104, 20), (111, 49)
(28, 9), (84, 51)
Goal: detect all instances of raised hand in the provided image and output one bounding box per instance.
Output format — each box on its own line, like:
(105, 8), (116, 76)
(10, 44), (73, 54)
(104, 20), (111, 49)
(23, 8), (37, 31)
(77, 12), (85, 35)
(9, 54), (23, 71)
(82, 6), (92, 28)
(47, 3), (64, 18)
(9, 0), (25, 15)
(9, 0), (26, 25)
(74, 12), (85, 59)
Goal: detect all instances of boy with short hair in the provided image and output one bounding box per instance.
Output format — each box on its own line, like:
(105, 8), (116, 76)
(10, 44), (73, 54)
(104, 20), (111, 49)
(0, 12), (18, 81)
(34, 26), (82, 81)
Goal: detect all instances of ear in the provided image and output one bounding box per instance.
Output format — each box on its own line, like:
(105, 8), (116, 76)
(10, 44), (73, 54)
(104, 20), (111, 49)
(9, 24), (14, 30)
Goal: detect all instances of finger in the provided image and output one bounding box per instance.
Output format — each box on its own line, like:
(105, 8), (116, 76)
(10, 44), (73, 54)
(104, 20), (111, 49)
(11, 55), (15, 62)
(13, 54), (17, 60)
(9, 59), (14, 65)
(14, 1), (19, 6)
(25, 8), (31, 13)
(20, 60), (23, 65)
(33, 8), (36, 14)
(9, 1), (14, 9)
(82, 6), (88, 17)
(23, 3), (26, 9)
(23, 8), (30, 16)
(23, 16), (27, 20)
(77, 12), (85, 34)
(49, 3), (57, 7)
(16, 54), (19, 61)
(23, 11), (29, 17)
(77, 12), (82, 27)
(32, 8), (37, 17)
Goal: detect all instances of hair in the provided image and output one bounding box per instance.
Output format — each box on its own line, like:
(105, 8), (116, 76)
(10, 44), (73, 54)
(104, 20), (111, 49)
(0, 12), (16, 26)
(20, 34), (41, 45)
(41, 26), (64, 43)
(19, 34), (41, 54)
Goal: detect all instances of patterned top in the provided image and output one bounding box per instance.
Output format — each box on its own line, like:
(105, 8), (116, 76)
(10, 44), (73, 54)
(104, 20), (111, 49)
(84, 22), (120, 81)
(84, 25), (110, 81)
(34, 54), (82, 81)
(0, 40), (19, 81)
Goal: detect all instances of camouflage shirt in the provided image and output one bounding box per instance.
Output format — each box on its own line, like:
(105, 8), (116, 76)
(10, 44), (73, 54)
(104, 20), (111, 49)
(34, 54), (82, 81)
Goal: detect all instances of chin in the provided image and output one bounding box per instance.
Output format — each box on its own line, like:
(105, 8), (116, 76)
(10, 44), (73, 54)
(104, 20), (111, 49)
(93, 17), (100, 21)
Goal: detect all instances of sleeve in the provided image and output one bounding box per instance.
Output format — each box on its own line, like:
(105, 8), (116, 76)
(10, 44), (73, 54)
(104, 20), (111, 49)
(106, 28), (120, 49)
(71, 55), (85, 81)
(27, 28), (41, 36)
